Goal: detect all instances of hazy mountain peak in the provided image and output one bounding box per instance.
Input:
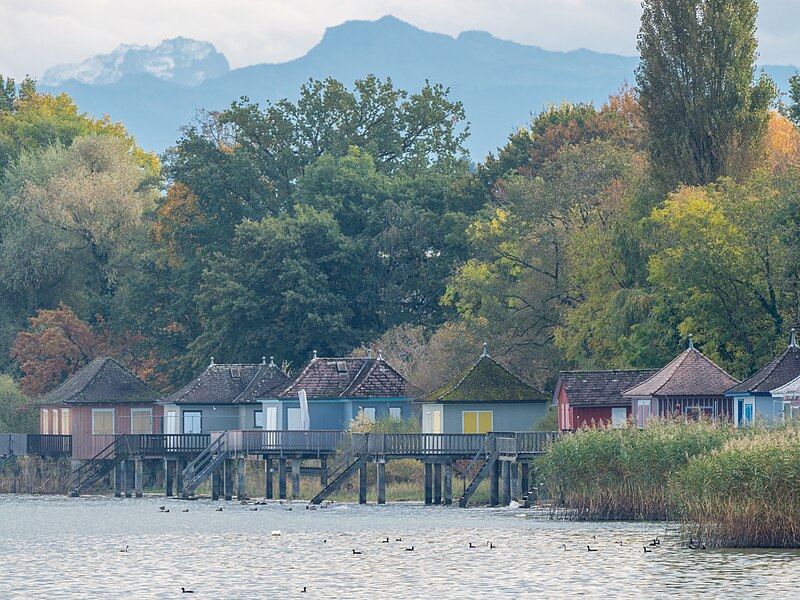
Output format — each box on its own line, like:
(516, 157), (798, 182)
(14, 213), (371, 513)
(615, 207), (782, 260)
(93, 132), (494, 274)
(41, 37), (229, 87)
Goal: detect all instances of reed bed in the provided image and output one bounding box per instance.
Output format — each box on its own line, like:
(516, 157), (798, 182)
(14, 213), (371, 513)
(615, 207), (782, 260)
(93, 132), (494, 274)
(538, 420), (738, 520)
(672, 425), (800, 548)
(0, 456), (71, 494)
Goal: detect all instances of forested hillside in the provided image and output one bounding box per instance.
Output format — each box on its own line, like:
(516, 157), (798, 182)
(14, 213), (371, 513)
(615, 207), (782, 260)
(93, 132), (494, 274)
(1, 0), (799, 416)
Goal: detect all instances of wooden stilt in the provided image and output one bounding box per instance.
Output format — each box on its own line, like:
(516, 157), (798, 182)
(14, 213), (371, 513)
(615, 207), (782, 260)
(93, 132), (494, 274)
(358, 463), (367, 504)
(212, 467), (221, 501)
(520, 461), (529, 500)
(123, 460), (132, 498)
(164, 459), (174, 497)
(175, 458), (184, 496)
(224, 459), (233, 501)
(291, 457), (301, 499)
(443, 461), (453, 505)
(265, 458), (273, 499)
(278, 458), (287, 500)
(489, 460), (499, 507)
(433, 463), (442, 505)
(134, 459), (144, 498)
(376, 459), (386, 505)
(501, 460), (511, 506)
(424, 462), (433, 505)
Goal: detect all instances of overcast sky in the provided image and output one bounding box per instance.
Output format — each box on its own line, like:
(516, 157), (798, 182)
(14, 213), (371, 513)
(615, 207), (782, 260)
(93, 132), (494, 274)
(1, 0), (798, 81)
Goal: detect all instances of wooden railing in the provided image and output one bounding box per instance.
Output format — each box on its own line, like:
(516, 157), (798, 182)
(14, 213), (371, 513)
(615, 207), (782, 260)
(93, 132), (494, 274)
(26, 434), (72, 457)
(514, 431), (559, 454)
(367, 433), (487, 456)
(223, 430), (349, 455)
(126, 434), (211, 455)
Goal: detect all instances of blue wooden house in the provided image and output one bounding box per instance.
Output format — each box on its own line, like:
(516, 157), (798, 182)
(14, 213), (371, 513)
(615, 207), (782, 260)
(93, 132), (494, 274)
(725, 330), (800, 425)
(256, 352), (410, 430)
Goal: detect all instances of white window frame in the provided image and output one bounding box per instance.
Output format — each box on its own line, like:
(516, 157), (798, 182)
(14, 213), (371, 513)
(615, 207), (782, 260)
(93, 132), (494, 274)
(52, 409), (60, 434)
(363, 407), (377, 422)
(287, 408), (303, 431)
(61, 408), (70, 435)
(130, 408), (153, 434)
(254, 410), (263, 428)
(637, 400), (650, 428)
(389, 407), (402, 420)
(611, 407), (627, 429)
(92, 409), (115, 435)
(41, 409), (50, 434)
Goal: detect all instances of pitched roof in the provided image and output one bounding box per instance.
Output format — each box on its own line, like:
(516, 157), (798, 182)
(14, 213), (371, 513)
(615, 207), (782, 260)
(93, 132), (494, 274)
(233, 361), (290, 403)
(770, 373), (800, 396)
(161, 362), (265, 405)
(556, 369), (659, 406)
(32, 357), (159, 406)
(623, 340), (739, 398)
(275, 357), (407, 400)
(726, 331), (800, 395)
(421, 349), (547, 403)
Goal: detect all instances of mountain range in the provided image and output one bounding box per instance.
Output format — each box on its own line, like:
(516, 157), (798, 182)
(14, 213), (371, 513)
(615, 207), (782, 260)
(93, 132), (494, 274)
(39, 15), (799, 160)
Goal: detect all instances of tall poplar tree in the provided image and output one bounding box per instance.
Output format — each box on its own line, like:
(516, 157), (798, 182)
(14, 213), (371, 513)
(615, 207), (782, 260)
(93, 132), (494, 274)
(636, 0), (775, 188)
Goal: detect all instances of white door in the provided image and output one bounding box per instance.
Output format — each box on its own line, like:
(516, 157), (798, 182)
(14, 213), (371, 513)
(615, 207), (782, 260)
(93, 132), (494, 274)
(265, 406), (278, 430)
(287, 408), (302, 430)
(166, 411), (177, 434)
(611, 407), (627, 428)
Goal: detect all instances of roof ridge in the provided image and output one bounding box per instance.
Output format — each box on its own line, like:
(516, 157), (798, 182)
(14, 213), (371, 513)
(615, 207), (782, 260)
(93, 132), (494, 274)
(71, 357), (112, 398)
(560, 368), (659, 375)
(340, 359), (374, 398)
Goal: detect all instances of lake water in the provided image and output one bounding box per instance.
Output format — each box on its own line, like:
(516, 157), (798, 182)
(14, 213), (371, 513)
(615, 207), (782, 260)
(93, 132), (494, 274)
(0, 495), (797, 598)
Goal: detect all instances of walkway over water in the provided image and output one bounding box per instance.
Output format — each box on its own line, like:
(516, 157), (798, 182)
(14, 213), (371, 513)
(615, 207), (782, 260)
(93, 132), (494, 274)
(66, 430), (559, 507)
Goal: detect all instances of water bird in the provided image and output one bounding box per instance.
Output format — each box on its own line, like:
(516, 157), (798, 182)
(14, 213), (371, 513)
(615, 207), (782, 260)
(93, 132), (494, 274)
(643, 546), (652, 553)
(395, 538), (402, 542)
(587, 545), (597, 552)
(469, 542), (476, 548)
(271, 531), (281, 537)
(488, 542), (496, 549)
(301, 587), (307, 593)
(215, 507), (223, 512)
(159, 505), (166, 511)
(119, 546), (128, 553)
(560, 544), (570, 551)
(181, 588), (194, 594)
(250, 507), (258, 511)
(381, 537), (390, 543)
(352, 549), (362, 555)
(182, 509), (189, 513)
(162, 509), (170, 513)
(650, 537), (660, 546)
(405, 546), (414, 552)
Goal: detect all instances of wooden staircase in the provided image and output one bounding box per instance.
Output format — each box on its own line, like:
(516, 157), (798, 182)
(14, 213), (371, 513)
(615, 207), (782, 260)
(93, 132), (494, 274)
(181, 434), (229, 497)
(309, 435), (368, 505)
(71, 436), (131, 497)
(458, 435), (499, 508)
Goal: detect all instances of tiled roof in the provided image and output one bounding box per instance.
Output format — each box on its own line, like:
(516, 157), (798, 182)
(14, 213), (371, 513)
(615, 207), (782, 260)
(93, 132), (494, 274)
(161, 363), (265, 405)
(32, 357), (159, 406)
(770, 373), (800, 396)
(726, 334), (800, 395)
(421, 352), (547, 403)
(275, 357), (408, 400)
(624, 346), (739, 398)
(233, 363), (290, 403)
(556, 369), (658, 407)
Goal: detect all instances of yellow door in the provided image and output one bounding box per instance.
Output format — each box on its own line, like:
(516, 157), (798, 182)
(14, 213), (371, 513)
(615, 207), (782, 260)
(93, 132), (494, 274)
(463, 411), (477, 433)
(432, 410), (442, 433)
(478, 411), (493, 434)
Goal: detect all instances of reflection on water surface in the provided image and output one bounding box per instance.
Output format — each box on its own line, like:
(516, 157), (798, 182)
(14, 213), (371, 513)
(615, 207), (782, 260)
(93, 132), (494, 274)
(0, 495), (797, 598)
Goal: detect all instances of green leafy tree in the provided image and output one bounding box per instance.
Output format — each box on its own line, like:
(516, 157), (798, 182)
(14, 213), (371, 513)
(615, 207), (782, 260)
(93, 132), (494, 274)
(636, 0), (776, 188)
(0, 376), (36, 434)
(788, 74), (800, 126)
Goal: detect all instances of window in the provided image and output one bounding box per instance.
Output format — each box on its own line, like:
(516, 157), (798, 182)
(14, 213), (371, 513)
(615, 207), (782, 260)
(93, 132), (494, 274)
(165, 411), (178, 435)
(61, 409), (70, 435)
(254, 411), (263, 428)
(287, 408), (303, 430)
(611, 407), (627, 428)
(389, 407), (402, 420)
(637, 400), (650, 428)
(131, 409), (153, 434)
(52, 409), (60, 434)
(92, 409), (114, 435)
(462, 411), (493, 434)
(230, 368), (241, 378)
(41, 409), (50, 434)
(183, 411), (202, 434)
(363, 407), (376, 422)
(265, 406), (278, 430)
(336, 361), (348, 373)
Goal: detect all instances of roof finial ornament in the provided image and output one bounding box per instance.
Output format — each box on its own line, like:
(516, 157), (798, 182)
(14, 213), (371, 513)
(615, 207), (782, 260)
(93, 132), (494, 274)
(790, 328), (798, 349)
(688, 334), (694, 350)
(210, 356), (215, 366)
(482, 342), (489, 357)
(269, 356), (276, 367)
(377, 349), (383, 361)
(261, 356), (267, 365)
(367, 349), (372, 358)
(313, 350), (318, 360)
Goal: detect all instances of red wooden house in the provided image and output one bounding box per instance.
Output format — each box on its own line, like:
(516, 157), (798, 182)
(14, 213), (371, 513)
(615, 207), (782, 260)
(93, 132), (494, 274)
(31, 357), (161, 460)
(553, 369), (657, 431)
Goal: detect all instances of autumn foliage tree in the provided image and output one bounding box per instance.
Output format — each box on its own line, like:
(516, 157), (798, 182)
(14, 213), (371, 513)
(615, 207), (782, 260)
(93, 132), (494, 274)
(10, 303), (110, 396)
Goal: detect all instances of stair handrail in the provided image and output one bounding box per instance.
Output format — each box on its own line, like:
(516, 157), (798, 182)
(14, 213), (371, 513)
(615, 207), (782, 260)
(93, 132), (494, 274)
(71, 435), (132, 492)
(182, 432), (227, 485)
(321, 433), (367, 482)
(460, 433), (495, 480)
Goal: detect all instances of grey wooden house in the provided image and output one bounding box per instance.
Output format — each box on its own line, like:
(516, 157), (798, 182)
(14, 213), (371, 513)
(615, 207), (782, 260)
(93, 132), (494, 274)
(160, 358), (288, 434)
(419, 344), (549, 433)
